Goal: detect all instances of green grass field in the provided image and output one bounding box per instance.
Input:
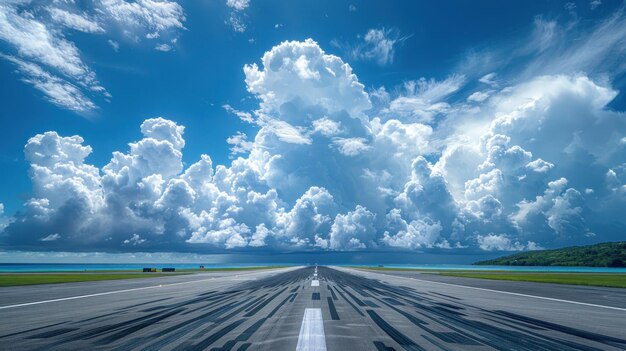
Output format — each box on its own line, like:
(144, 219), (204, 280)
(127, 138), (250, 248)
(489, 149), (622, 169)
(438, 272), (626, 288)
(0, 273), (181, 287)
(2, 266), (291, 274)
(0, 266), (289, 287)
(175, 266), (290, 272)
(353, 266), (626, 288)
(351, 266), (438, 272)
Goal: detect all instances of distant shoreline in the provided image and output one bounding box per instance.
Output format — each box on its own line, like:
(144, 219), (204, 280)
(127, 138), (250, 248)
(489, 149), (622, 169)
(0, 263), (292, 273)
(474, 242), (626, 268)
(347, 264), (626, 273)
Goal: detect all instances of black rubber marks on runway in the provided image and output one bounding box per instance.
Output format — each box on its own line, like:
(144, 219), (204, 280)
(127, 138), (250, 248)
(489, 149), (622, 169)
(317, 266), (626, 351)
(328, 285), (338, 300)
(373, 340), (398, 350)
(367, 310), (425, 351)
(7, 268), (315, 351)
(327, 297), (339, 320)
(6, 266), (626, 351)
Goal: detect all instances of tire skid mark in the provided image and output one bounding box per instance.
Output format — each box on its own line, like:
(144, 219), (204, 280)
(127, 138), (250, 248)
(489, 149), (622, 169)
(96, 307), (185, 345)
(340, 286), (367, 307)
(366, 309), (425, 351)
(28, 328), (79, 339)
(243, 287), (287, 317)
(0, 321), (67, 339)
(332, 285), (364, 317)
(321, 267), (622, 351)
(328, 285), (338, 300)
(133, 300), (254, 350)
(267, 294), (292, 318)
(4, 267), (623, 351)
(327, 297), (340, 320)
(289, 292), (298, 302)
(493, 310), (626, 348)
(373, 340), (399, 350)
(211, 317), (267, 351)
(242, 293), (269, 313)
(173, 318), (245, 351)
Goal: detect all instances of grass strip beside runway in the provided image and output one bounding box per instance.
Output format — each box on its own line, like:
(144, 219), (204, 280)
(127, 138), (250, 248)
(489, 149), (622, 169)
(175, 266), (290, 272)
(0, 266), (290, 274)
(0, 273), (180, 287)
(439, 272), (626, 288)
(353, 267), (626, 288)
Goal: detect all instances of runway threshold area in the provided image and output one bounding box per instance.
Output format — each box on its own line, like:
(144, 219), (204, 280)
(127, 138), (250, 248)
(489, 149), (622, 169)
(0, 266), (625, 350)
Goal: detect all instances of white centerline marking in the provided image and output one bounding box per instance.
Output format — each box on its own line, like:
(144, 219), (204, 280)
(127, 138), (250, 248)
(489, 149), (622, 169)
(0, 268), (294, 310)
(348, 269), (626, 312)
(311, 280), (320, 287)
(296, 308), (326, 351)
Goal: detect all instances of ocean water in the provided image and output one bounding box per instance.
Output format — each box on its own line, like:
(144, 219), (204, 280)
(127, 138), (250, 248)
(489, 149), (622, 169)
(0, 263), (287, 272)
(1, 263), (626, 273)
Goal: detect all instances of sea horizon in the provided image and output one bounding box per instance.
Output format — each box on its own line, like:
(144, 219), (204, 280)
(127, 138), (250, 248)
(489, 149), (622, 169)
(2, 263), (626, 273)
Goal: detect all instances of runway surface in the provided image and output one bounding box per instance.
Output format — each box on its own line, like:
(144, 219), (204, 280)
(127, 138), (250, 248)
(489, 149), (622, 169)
(1, 266), (625, 350)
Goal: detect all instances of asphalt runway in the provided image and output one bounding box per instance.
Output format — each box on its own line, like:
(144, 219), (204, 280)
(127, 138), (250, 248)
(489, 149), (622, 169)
(0, 266), (625, 350)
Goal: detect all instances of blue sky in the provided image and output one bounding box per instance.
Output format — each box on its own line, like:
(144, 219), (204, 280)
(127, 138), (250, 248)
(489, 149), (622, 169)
(0, 0), (625, 263)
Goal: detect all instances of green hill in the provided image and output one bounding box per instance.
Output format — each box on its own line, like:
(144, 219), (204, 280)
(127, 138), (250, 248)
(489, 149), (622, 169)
(474, 242), (626, 267)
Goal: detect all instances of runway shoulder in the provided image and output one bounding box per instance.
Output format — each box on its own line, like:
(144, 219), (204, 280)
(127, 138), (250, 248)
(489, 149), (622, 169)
(350, 268), (626, 309)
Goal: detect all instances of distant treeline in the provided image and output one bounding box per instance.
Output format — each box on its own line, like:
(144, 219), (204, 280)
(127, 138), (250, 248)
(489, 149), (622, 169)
(474, 242), (626, 267)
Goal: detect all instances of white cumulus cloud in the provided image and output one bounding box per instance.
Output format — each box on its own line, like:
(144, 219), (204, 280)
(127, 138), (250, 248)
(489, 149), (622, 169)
(2, 36), (626, 254)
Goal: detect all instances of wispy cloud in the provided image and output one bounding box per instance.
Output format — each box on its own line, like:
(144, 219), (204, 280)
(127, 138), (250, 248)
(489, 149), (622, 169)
(225, 0), (249, 32)
(478, 72), (498, 86)
(226, 13), (246, 33)
(99, 0), (185, 33)
(226, 0), (250, 11)
(335, 27), (411, 66)
(155, 43), (172, 52)
(457, 7), (626, 83)
(40, 233), (61, 242)
(226, 131), (254, 156)
(2, 55), (97, 113)
(0, 4), (99, 86)
(223, 104), (255, 124)
(382, 75), (466, 124)
(467, 90), (492, 103)
(355, 28), (410, 66)
(590, 1), (602, 10)
(47, 7), (105, 33)
(108, 39), (120, 52)
(0, 1), (186, 114)
(2, 7), (626, 255)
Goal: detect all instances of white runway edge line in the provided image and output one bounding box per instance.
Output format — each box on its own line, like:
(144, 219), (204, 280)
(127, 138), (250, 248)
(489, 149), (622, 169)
(354, 269), (626, 312)
(0, 268), (293, 310)
(296, 308), (327, 351)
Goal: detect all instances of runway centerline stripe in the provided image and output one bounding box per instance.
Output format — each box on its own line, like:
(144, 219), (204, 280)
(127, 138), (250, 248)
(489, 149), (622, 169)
(351, 269), (626, 312)
(296, 308), (327, 351)
(0, 269), (293, 310)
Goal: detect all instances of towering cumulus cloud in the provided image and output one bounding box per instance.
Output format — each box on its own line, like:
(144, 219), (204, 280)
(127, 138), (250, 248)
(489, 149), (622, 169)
(2, 40), (625, 253)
